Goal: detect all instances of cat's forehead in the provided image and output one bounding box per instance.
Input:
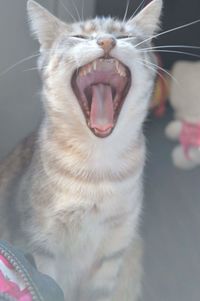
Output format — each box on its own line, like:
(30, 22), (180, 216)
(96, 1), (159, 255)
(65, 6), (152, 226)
(71, 17), (127, 35)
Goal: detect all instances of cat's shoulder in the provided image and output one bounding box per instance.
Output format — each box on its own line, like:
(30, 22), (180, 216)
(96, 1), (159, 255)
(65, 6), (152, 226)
(0, 132), (37, 180)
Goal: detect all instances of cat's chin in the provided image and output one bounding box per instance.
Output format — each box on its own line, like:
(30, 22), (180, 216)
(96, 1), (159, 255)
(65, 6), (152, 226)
(71, 57), (131, 138)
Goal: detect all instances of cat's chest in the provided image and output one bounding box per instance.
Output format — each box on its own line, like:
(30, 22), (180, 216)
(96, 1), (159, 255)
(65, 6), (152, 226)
(34, 175), (140, 287)
(52, 176), (136, 227)
(42, 177), (134, 245)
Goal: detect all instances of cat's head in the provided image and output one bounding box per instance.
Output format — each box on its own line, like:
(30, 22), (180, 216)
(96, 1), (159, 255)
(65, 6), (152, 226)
(27, 0), (162, 141)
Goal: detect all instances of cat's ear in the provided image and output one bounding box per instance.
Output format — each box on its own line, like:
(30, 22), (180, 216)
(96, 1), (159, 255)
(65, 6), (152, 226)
(27, 0), (67, 49)
(128, 0), (162, 37)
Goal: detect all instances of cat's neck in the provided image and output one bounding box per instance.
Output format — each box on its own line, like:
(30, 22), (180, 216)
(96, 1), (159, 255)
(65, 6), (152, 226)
(37, 116), (146, 183)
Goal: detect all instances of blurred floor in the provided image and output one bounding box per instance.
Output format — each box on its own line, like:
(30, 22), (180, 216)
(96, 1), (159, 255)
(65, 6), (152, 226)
(142, 108), (200, 301)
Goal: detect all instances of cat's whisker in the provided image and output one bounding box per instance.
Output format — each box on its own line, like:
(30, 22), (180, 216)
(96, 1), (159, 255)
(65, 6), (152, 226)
(139, 45), (200, 51)
(68, 0), (82, 22)
(81, 0), (85, 21)
(0, 53), (40, 78)
(128, 0), (146, 21)
(23, 66), (49, 73)
(123, 0), (130, 23)
(135, 18), (200, 48)
(136, 59), (168, 86)
(137, 58), (179, 85)
(58, 0), (77, 22)
(23, 67), (39, 72)
(147, 60), (178, 84)
(139, 49), (200, 59)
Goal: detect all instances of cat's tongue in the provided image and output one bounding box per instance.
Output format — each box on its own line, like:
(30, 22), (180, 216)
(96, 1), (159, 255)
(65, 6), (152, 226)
(90, 84), (114, 132)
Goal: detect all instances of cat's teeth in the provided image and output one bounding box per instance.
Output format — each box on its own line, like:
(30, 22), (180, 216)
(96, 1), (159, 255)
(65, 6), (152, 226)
(83, 69), (87, 76)
(83, 102), (90, 116)
(79, 58), (126, 77)
(115, 60), (120, 73)
(87, 65), (92, 74)
(118, 64), (126, 77)
(93, 60), (97, 71)
(120, 71), (126, 77)
(79, 65), (92, 77)
(79, 69), (84, 77)
(113, 60), (126, 77)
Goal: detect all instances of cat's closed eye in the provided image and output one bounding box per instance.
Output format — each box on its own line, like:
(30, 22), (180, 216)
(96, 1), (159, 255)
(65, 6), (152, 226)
(116, 35), (133, 39)
(71, 35), (89, 39)
(71, 35), (133, 40)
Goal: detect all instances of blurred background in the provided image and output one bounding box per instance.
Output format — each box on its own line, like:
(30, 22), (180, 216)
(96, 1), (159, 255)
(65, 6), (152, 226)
(0, 1), (200, 300)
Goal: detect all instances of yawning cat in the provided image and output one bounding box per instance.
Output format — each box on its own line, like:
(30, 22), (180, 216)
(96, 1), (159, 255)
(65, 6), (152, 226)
(0, 0), (162, 300)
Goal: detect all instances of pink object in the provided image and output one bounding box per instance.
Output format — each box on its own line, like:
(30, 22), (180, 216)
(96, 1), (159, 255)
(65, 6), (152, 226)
(0, 255), (13, 269)
(179, 121), (200, 158)
(0, 255), (32, 301)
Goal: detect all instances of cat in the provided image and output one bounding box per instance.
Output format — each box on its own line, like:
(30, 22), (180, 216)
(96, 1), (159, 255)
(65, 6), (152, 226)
(0, 0), (162, 300)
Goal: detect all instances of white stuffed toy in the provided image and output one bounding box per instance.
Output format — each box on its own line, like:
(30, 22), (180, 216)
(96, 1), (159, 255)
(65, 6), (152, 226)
(165, 61), (200, 169)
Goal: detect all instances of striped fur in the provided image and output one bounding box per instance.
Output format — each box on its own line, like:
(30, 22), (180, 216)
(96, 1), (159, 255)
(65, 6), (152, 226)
(0, 1), (162, 300)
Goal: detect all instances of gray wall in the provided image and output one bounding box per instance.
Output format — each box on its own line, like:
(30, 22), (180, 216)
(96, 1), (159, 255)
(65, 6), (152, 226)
(0, 0), (95, 159)
(57, 0), (94, 21)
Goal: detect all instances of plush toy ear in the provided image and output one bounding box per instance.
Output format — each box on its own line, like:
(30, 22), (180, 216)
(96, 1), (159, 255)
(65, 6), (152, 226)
(27, 0), (67, 49)
(128, 0), (163, 37)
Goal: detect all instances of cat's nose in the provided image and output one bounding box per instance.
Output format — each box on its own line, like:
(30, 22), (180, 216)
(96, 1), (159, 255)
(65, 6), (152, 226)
(97, 36), (116, 55)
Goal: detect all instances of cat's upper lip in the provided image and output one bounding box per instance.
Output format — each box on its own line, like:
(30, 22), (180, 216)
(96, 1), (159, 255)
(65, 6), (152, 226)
(78, 58), (127, 78)
(71, 57), (131, 138)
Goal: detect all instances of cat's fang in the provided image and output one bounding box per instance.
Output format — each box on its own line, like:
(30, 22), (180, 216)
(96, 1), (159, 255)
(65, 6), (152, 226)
(115, 60), (120, 73)
(78, 59), (127, 78)
(87, 64), (91, 74)
(93, 61), (97, 71)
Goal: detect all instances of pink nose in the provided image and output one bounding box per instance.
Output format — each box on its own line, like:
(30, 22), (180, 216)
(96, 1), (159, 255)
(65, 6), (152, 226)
(97, 36), (116, 54)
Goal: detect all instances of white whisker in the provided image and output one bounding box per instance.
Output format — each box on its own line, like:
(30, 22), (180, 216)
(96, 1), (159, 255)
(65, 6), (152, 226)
(148, 60), (178, 84)
(69, 0), (82, 22)
(139, 45), (200, 51)
(59, 0), (77, 22)
(81, 0), (85, 20)
(140, 49), (200, 59)
(23, 67), (38, 72)
(138, 58), (178, 84)
(136, 59), (167, 84)
(0, 53), (40, 78)
(123, 0), (130, 23)
(135, 19), (200, 48)
(128, 0), (146, 21)
(23, 66), (49, 72)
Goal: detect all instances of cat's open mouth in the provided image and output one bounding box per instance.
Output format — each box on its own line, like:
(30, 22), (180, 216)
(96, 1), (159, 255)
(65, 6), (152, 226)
(72, 58), (131, 138)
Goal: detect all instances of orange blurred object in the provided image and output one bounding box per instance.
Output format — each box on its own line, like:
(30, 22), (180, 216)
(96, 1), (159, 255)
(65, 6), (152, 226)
(151, 55), (170, 117)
